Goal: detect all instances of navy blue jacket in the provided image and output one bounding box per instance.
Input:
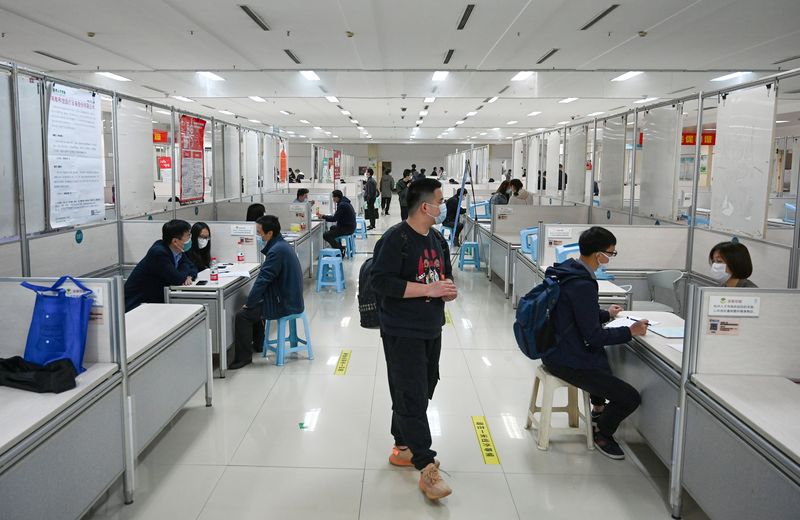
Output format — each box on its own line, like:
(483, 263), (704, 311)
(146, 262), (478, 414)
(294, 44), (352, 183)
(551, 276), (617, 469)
(125, 240), (198, 311)
(323, 196), (357, 229)
(245, 234), (304, 320)
(541, 258), (632, 371)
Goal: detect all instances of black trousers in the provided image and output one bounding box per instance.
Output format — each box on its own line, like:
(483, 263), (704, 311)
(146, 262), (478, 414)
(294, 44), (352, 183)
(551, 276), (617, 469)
(365, 199), (378, 227)
(381, 196), (392, 214)
(233, 306), (265, 366)
(543, 362), (640, 437)
(323, 225), (355, 250)
(400, 206), (409, 220)
(382, 333), (441, 470)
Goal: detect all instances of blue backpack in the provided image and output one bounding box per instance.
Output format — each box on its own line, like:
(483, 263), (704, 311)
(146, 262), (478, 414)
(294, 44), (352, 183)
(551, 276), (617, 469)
(513, 275), (578, 360)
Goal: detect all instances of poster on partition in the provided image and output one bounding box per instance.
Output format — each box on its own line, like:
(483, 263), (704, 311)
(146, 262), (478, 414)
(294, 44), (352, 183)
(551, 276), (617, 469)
(179, 115), (206, 202)
(333, 150), (341, 180)
(279, 139), (288, 183)
(47, 84), (105, 228)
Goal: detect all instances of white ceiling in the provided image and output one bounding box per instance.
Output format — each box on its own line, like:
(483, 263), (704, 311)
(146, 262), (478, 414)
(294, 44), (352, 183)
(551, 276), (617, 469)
(2, 0), (800, 143)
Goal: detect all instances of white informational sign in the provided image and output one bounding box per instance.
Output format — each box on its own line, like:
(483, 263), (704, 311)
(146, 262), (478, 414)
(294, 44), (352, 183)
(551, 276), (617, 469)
(708, 295), (760, 317)
(47, 84), (104, 228)
(230, 224), (256, 236)
(495, 206), (513, 216)
(547, 226), (573, 239)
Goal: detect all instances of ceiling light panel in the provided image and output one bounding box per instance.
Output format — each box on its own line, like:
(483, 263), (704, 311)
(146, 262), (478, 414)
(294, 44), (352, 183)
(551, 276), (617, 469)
(443, 49), (454, 64)
(634, 97), (659, 104)
(249, 96), (266, 102)
(710, 71), (751, 82)
(197, 71), (225, 81)
(559, 97), (578, 103)
(511, 71), (534, 81)
(527, 111), (542, 116)
(300, 70), (320, 80)
(424, 97), (436, 103)
(172, 95), (195, 102)
(432, 71), (449, 81)
(34, 50), (79, 65)
(611, 71), (643, 82)
(96, 72), (131, 82)
(284, 49), (301, 64)
(488, 97), (499, 103)
(325, 96), (339, 103)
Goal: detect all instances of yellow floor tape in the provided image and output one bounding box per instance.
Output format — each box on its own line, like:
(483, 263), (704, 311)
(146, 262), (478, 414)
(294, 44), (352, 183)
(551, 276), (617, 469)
(471, 416), (501, 465)
(445, 309), (453, 325)
(334, 349), (352, 375)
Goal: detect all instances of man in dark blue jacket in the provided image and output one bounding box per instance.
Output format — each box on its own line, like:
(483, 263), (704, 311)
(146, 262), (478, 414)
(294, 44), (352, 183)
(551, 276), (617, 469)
(230, 215), (305, 369)
(124, 219), (198, 311)
(542, 226), (648, 460)
(322, 189), (356, 254)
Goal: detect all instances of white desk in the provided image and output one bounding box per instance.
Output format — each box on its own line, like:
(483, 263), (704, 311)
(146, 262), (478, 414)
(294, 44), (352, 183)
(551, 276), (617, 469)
(165, 262), (260, 377)
(620, 310), (684, 371)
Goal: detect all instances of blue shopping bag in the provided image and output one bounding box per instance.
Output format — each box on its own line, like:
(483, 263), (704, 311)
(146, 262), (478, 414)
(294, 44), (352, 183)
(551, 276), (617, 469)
(21, 276), (94, 374)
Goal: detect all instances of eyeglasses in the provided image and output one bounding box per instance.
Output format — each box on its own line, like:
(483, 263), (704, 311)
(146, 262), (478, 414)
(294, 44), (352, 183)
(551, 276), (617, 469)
(601, 250), (618, 258)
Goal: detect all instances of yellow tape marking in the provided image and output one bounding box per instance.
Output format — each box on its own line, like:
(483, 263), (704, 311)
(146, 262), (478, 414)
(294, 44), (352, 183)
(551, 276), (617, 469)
(445, 309), (453, 325)
(471, 416), (501, 465)
(334, 349), (352, 375)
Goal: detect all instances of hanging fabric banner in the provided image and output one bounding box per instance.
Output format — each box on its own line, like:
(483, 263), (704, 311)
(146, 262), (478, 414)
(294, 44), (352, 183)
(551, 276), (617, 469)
(47, 84), (104, 228)
(179, 115), (206, 202)
(279, 139), (288, 184)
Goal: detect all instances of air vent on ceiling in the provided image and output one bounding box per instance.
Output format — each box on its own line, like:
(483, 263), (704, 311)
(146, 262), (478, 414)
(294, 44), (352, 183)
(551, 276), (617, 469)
(142, 84), (169, 95)
(666, 86), (695, 95)
(498, 85), (510, 94)
(443, 49), (455, 64)
(536, 48), (559, 64)
(34, 50), (78, 66)
(774, 55), (800, 65)
(457, 4), (475, 30)
(579, 4), (620, 31)
(284, 49), (301, 64)
(239, 5), (270, 31)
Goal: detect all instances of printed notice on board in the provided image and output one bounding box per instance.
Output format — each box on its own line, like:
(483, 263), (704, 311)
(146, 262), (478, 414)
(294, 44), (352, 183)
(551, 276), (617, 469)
(47, 84), (105, 229)
(708, 296), (760, 317)
(230, 224), (255, 236)
(179, 115), (206, 202)
(707, 319), (740, 336)
(547, 226), (573, 239)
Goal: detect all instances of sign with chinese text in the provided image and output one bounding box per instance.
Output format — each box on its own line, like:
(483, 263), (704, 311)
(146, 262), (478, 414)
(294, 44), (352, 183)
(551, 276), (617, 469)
(153, 130), (168, 143)
(471, 416), (500, 464)
(179, 115), (205, 202)
(708, 295), (760, 317)
(681, 132), (716, 146)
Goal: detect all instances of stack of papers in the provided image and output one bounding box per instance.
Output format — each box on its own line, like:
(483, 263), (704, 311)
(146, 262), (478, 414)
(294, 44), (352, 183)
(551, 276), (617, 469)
(219, 270), (251, 278)
(605, 315), (660, 329)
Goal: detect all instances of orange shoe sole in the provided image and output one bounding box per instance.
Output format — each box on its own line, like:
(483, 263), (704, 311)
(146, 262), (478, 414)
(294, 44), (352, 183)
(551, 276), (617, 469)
(419, 480), (452, 500)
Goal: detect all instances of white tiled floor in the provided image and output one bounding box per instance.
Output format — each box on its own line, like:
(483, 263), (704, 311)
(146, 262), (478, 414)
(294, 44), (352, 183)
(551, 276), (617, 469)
(85, 213), (709, 519)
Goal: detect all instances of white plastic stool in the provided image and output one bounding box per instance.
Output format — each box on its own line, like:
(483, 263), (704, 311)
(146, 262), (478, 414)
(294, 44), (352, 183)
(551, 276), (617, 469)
(525, 364), (594, 451)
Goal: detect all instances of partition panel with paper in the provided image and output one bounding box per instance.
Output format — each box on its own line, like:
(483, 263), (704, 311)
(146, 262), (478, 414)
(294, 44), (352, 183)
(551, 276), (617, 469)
(29, 222), (119, 277)
(639, 106), (681, 220)
(545, 131), (561, 196)
(0, 71), (19, 241)
(117, 98), (157, 219)
(242, 129), (260, 197)
(223, 125), (241, 200)
(565, 126), (587, 203)
(690, 228), (791, 288)
(0, 277), (116, 363)
(527, 136), (541, 192)
(17, 73), (47, 234)
(540, 224), (687, 271)
(600, 117), (626, 209)
(493, 206), (590, 240)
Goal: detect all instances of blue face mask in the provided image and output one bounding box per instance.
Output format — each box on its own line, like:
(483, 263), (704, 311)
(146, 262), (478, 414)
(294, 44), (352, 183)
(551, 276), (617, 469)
(427, 202), (447, 225)
(182, 238), (192, 252)
(257, 236), (267, 250)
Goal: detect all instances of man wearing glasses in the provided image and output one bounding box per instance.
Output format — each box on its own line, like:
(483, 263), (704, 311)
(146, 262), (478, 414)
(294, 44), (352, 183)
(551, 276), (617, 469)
(541, 226), (649, 460)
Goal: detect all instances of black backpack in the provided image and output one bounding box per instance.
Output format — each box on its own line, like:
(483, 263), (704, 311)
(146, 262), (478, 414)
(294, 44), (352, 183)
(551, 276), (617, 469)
(358, 225), (449, 329)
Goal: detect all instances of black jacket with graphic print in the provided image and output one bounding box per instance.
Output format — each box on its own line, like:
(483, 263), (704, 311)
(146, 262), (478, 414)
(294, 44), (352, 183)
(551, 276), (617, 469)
(371, 222), (453, 339)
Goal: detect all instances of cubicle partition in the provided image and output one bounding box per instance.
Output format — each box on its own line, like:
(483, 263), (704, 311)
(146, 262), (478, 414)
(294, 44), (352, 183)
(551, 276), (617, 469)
(28, 221), (120, 277)
(673, 287), (800, 519)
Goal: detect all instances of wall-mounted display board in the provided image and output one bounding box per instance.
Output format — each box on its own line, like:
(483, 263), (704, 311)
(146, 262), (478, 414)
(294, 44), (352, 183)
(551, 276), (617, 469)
(47, 83), (104, 228)
(565, 126), (587, 203)
(600, 117), (626, 209)
(545, 131), (560, 196)
(710, 85), (777, 239)
(179, 115), (206, 202)
(640, 106), (682, 220)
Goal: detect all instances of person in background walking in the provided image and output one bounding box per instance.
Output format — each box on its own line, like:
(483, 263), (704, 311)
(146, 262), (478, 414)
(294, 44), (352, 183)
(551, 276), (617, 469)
(396, 169), (413, 220)
(364, 168), (379, 230)
(380, 168), (395, 216)
(410, 163), (420, 180)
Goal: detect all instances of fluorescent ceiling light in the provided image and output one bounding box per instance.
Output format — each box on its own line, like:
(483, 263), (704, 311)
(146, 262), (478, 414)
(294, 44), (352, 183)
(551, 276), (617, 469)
(557, 121), (570, 125)
(416, 119), (424, 124)
(357, 126), (365, 130)
(299, 135), (306, 138)
(156, 110), (171, 115)
(634, 97), (659, 104)
(454, 120), (464, 125)
(249, 96), (266, 102)
(219, 110), (235, 115)
(535, 127), (546, 131)
(324, 131), (332, 135)
(325, 96), (339, 103)
(419, 110), (428, 116)
(611, 71), (643, 82)
(776, 120), (789, 123)
(313, 126), (322, 130)
(466, 111), (477, 117)
(586, 111), (605, 117)
(172, 95), (195, 102)
(511, 71), (534, 81)
(424, 97), (436, 103)
(506, 120), (518, 125)
(248, 119), (261, 123)
(287, 130), (295, 134)
(491, 127), (500, 131)
(299, 119), (310, 124)
(710, 71), (751, 82)
(197, 71), (225, 81)
(447, 127), (455, 131)
(96, 72), (131, 82)
(488, 96), (499, 103)
(151, 120), (158, 123)
(280, 110), (291, 115)
(479, 132), (487, 136)
(432, 71), (449, 81)
(332, 135), (339, 138)
(341, 110), (351, 115)
(527, 111), (542, 117)
(300, 70), (320, 80)
(559, 97), (578, 103)
(351, 120), (359, 124)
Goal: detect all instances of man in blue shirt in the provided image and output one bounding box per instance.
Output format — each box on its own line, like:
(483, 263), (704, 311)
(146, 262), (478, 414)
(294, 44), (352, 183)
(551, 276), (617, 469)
(230, 215), (305, 369)
(124, 219), (197, 311)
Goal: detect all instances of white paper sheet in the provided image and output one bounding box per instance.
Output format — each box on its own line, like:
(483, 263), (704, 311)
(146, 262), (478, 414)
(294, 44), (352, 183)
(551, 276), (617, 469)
(667, 342), (684, 353)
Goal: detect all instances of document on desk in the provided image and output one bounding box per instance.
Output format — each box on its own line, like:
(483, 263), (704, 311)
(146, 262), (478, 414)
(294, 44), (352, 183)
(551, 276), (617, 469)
(605, 316), (660, 329)
(620, 315), (660, 326)
(666, 343), (684, 353)
(219, 270), (251, 278)
(649, 326), (685, 339)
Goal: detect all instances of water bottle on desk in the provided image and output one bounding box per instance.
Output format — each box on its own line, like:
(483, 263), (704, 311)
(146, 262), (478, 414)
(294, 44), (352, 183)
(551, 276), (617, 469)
(210, 265), (219, 282)
(210, 257), (218, 269)
(237, 249), (245, 263)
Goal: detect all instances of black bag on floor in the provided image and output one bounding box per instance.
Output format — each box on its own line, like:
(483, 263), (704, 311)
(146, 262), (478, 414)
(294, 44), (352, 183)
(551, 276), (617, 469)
(0, 356), (77, 393)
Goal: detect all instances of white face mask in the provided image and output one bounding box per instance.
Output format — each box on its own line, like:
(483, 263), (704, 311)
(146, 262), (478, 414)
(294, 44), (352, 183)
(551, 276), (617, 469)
(709, 262), (731, 282)
(426, 202), (447, 225)
(197, 237), (209, 249)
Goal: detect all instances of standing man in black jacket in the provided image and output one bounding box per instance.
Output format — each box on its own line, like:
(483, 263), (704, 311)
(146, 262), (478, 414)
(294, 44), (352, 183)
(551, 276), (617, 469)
(124, 219), (198, 311)
(379, 168), (395, 215)
(371, 178), (457, 500)
(364, 168), (379, 230)
(231, 215), (305, 369)
(542, 226), (648, 459)
(396, 170), (413, 220)
(322, 189), (357, 255)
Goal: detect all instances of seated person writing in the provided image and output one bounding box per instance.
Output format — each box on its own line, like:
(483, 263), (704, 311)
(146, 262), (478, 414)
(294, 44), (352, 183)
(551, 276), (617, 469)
(124, 219), (198, 311)
(186, 222), (212, 271)
(542, 227), (648, 460)
(708, 241), (757, 287)
(231, 216), (305, 369)
(322, 189), (357, 255)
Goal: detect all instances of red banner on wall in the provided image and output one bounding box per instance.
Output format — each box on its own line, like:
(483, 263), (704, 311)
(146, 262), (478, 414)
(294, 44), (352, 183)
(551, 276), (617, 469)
(153, 130), (168, 143)
(157, 156), (172, 169)
(279, 139), (288, 183)
(333, 150), (341, 180)
(179, 115), (206, 202)
(681, 132), (716, 146)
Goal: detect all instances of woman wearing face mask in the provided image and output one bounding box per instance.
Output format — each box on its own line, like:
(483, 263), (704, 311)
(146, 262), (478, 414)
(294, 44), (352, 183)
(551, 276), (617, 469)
(708, 242), (757, 287)
(187, 222), (212, 271)
(489, 180), (511, 205)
